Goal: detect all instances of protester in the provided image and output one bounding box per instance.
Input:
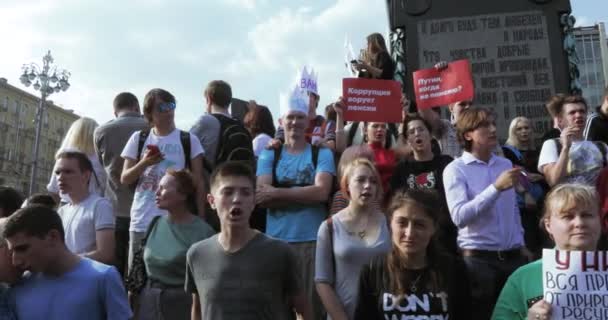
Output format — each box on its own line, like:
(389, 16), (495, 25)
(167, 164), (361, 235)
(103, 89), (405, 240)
(121, 88), (206, 270)
(132, 170), (214, 320)
(5, 206), (132, 319)
(187, 162), (311, 320)
(540, 94), (566, 143)
(21, 193), (57, 209)
(538, 95), (608, 186)
(0, 218), (19, 320)
(330, 145), (375, 215)
(94, 91), (148, 276)
(419, 99), (473, 158)
(243, 102), (276, 158)
(0, 187), (23, 217)
(257, 85), (335, 319)
(190, 80), (254, 170)
(55, 151), (115, 264)
(583, 86), (608, 144)
(354, 189), (471, 319)
(271, 67), (336, 151)
(443, 107), (528, 320)
(503, 116), (547, 257)
(315, 158), (390, 320)
(389, 115), (456, 253)
(48, 117), (107, 203)
(492, 183), (602, 320)
(352, 33), (395, 80)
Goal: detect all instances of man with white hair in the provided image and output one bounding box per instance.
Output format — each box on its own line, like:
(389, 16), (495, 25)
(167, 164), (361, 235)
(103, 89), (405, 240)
(256, 84), (336, 320)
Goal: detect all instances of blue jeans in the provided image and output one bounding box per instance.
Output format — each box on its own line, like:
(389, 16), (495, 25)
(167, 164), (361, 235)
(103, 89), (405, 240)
(463, 254), (527, 320)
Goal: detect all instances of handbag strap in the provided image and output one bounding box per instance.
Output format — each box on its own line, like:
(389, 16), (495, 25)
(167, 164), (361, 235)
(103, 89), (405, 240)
(141, 215), (162, 248)
(326, 217), (336, 280)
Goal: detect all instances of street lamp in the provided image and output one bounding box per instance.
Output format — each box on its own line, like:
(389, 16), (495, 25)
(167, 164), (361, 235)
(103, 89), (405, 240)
(20, 50), (71, 196)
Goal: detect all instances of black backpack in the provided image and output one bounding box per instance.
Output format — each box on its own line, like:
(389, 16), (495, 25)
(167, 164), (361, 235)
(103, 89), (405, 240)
(210, 114), (254, 169)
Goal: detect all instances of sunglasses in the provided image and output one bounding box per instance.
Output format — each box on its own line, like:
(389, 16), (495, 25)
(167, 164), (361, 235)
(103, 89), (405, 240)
(157, 102), (176, 112)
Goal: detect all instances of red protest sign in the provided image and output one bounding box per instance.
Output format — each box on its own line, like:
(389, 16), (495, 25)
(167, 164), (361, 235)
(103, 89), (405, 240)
(412, 59), (474, 109)
(342, 78), (402, 123)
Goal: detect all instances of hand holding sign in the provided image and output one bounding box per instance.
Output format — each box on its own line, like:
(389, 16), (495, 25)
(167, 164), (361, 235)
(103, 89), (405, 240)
(413, 59), (474, 109)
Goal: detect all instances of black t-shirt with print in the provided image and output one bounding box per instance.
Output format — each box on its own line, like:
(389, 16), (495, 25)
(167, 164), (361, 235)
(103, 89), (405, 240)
(354, 254), (471, 320)
(388, 155), (457, 254)
(389, 155), (454, 197)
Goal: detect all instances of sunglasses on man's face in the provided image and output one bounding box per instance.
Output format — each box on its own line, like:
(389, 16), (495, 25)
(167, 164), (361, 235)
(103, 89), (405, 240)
(157, 102), (176, 112)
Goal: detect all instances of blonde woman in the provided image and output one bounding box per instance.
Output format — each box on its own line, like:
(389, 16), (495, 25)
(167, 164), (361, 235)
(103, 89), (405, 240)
(503, 116), (547, 257)
(48, 117), (107, 203)
(352, 33), (395, 80)
(315, 158), (391, 320)
(493, 183), (602, 320)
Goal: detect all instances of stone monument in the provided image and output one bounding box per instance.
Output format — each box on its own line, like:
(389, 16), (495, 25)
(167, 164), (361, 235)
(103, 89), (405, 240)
(387, 0), (576, 144)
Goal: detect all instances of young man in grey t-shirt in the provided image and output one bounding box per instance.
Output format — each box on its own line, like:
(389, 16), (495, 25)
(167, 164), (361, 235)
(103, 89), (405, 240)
(185, 162), (311, 320)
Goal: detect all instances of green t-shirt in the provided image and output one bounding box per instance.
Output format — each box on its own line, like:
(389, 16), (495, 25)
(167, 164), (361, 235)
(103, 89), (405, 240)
(144, 216), (215, 286)
(492, 259), (544, 320)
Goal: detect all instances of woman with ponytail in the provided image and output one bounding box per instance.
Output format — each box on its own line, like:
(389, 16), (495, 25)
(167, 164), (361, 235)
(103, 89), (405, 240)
(354, 189), (471, 320)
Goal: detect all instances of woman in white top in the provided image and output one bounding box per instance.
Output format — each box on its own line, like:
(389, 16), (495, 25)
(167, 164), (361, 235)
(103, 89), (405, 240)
(48, 117), (107, 203)
(315, 158), (391, 320)
(243, 103), (276, 158)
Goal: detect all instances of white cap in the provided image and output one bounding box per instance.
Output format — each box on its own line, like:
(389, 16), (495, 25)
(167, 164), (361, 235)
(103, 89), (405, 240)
(280, 84), (309, 117)
(298, 65), (318, 96)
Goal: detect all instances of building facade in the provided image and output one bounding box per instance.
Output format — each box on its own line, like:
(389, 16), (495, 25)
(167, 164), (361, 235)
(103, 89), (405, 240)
(0, 77), (79, 195)
(574, 22), (608, 107)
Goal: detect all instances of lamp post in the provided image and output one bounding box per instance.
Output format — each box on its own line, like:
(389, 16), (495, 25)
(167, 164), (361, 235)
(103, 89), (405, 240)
(19, 50), (71, 196)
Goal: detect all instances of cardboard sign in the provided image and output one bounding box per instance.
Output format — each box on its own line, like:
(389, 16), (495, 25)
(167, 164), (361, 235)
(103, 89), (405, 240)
(542, 249), (608, 320)
(342, 78), (402, 123)
(412, 59), (474, 109)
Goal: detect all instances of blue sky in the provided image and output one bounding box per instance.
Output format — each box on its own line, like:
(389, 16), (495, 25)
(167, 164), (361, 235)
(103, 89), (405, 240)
(0, 0), (606, 129)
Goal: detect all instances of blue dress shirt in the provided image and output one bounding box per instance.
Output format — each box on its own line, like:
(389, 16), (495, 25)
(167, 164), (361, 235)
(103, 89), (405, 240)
(443, 151), (524, 251)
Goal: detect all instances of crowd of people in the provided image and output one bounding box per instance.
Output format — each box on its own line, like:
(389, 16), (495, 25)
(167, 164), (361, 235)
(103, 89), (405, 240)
(0, 32), (608, 320)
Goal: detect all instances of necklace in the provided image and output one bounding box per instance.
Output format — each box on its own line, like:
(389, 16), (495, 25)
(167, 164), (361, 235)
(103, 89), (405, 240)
(409, 273), (423, 293)
(346, 230), (367, 239)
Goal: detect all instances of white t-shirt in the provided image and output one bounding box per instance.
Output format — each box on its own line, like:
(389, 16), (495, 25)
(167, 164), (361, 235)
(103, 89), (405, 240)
(47, 152), (107, 203)
(538, 139), (608, 185)
(58, 193), (115, 255)
(252, 133), (272, 157)
(121, 129), (204, 232)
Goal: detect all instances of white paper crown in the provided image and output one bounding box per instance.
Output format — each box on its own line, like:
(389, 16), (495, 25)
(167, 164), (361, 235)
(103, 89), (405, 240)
(298, 66), (318, 95)
(280, 84), (309, 117)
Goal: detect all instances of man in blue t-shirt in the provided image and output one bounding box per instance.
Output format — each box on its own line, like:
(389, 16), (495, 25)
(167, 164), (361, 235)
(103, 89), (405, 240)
(256, 85), (335, 320)
(3, 206), (132, 320)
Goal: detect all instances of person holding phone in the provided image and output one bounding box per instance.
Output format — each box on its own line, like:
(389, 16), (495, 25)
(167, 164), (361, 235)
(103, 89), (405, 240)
(538, 95), (608, 186)
(351, 33), (395, 80)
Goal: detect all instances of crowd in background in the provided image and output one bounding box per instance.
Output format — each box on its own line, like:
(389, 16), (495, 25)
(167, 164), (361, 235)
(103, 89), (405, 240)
(0, 32), (608, 320)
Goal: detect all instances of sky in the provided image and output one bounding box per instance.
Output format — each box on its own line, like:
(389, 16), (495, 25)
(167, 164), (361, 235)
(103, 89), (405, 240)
(0, 0), (606, 130)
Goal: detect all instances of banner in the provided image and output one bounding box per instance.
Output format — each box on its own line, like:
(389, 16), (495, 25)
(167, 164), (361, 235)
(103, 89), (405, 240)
(542, 249), (608, 320)
(342, 78), (402, 123)
(412, 59), (474, 109)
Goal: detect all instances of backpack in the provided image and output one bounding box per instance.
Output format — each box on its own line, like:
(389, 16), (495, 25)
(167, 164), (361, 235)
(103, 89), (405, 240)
(553, 138), (607, 167)
(210, 114), (254, 169)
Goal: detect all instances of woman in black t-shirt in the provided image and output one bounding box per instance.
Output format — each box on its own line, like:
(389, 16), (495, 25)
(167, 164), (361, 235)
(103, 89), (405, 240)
(389, 116), (457, 254)
(354, 189), (471, 320)
(352, 33), (395, 80)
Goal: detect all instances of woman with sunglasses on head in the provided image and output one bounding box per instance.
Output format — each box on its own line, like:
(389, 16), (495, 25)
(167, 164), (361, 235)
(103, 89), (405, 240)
(492, 183), (602, 320)
(315, 158), (391, 320)
(130, 169), (215, 320)
(354, 189), (471, 320)
(120, 88), (206, 271)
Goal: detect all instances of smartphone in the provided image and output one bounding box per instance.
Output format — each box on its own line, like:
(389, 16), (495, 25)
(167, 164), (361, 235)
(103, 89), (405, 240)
(518, 171), (531, 190)
(146, 144), (160, 155)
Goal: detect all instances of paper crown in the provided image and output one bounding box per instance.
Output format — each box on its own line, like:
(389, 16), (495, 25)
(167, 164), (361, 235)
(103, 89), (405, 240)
(298, 66), (318, 95)
(280, 84), (309, 117)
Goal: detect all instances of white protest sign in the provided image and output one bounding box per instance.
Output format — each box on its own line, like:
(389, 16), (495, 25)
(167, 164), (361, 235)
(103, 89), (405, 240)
(542, 249), (608, 320)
